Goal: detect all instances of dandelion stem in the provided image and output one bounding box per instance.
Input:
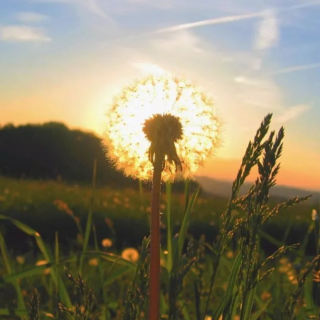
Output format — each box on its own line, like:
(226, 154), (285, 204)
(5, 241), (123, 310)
(149, 155), (162, 320)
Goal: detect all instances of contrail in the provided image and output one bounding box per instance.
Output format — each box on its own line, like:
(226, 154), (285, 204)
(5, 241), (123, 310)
(153, 12), (264, 34)
(272, 63), (320, 75)
(151, 1), (320, 34)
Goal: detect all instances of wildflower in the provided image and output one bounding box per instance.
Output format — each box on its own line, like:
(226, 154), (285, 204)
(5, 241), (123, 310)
(88, 258), (99, 266)
(16, 255), (25, 264)
(226, 251), (234, 259)
(279, 265), (289, 273)
(121, 247), (139, 262)
(102, 74), (220, 182)
(312, 209), (318, 221)
(261, 291), (271, 301)
(35, 260), (50, 275)
(160, 259), (166, 267)
(101, 238), (113, 248)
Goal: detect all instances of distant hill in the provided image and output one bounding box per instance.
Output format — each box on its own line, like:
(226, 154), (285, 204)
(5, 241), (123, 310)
(195, 175), (320, 204)
(0, 122), (198, 191)
(0, 122), (135, 187)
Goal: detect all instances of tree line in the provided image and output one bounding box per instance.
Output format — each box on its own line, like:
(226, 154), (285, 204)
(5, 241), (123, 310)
(0, 122), (137, 187)
(0, 122), (198, 191)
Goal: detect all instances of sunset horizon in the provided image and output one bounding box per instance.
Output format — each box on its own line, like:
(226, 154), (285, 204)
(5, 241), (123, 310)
(1, 0), (319, 192)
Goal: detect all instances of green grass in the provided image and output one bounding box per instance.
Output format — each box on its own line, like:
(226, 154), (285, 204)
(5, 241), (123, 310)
(0, 115), (319, 320)
(0, 176), (314, 252)
(0, 176), (317, 319)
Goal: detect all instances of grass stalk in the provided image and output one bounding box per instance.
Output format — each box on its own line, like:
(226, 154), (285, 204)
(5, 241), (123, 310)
(79, 159), (97, 274)
(0, 229), (27, 319)
(148, 156), (162, 320)
(166, 181), (173, 272)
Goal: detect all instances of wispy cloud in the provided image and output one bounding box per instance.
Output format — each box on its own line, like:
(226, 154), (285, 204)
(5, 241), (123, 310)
(151, 30), (203, 53)
(0, 25), (51, 42)
(152, 11), (264, 34)
(31, 0), (115, 24)
(272, 63), (320, 75)
(274, 104), (311, 123)
(289, 1), (320, 10)
(234, 76), (283, 109)
(254, 9), (279, 50)
(82, 0), (110, 20)
(132, 62), (166, 75)
(15, 11), (49, 23)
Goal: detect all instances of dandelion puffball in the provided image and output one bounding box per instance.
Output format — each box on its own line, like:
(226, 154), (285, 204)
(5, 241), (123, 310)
(102, 74), (220, 181)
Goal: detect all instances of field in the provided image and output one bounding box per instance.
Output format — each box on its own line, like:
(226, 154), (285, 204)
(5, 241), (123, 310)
(0, 175), (319, 319)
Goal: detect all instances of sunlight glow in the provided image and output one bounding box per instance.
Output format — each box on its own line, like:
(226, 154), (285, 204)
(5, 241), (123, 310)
(102, 74), (220, 181)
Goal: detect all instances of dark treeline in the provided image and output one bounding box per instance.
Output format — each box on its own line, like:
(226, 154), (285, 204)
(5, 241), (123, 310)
(0, 122), (134, 187)
(0, 122), (198, 191)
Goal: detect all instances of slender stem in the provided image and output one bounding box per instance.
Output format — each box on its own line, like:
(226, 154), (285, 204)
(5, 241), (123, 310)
(166, 181), (173, 272)
(184, 179), (190, 212)
(149, 156), (163, 320)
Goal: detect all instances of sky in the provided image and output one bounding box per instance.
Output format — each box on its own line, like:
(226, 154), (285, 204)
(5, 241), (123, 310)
(0, 0), (320, 191)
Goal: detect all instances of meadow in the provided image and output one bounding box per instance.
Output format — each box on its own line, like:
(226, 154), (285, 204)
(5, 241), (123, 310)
(0, 115), (319, 320)
(0, 174), (318, 319)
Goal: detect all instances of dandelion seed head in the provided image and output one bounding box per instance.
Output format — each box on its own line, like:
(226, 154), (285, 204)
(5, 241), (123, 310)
(102, 74), (220, 181)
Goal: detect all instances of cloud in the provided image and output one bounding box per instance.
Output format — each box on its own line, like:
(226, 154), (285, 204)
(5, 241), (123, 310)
(15, 11), (49, 23)
(289, 1), (320, 10)
(30, 0), (115, 24)
(0, 25), (51, 42)
(151, 30), (204, 54)
(132, 62), (166, 75)
(272, 63), (320, 75)
(82, 0), (110, 20)
(274, 104), (311, 123)
(234, 76), (283, 109)
(254, 9), (279, 50)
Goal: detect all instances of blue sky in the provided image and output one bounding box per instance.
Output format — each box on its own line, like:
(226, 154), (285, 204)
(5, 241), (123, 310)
(0, 0), (320, 190)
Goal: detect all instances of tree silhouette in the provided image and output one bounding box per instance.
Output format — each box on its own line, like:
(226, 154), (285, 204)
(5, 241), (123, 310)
(0, 122), (198, 191)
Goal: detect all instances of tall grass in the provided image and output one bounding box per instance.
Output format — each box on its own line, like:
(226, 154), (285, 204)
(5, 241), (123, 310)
(0, 114), (319, 319)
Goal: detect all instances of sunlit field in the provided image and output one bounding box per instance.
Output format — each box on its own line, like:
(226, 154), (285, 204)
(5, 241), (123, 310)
(0, 164), (318, 319)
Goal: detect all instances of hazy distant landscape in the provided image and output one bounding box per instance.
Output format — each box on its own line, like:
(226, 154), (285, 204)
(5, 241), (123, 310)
(196, 175), (320, 202)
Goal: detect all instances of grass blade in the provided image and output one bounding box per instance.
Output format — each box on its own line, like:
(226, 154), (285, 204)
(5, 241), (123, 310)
(79, 159), (97, 273)
(241, 286), (257, 320)
(177, 187), (200, 258)
(0, 214), (72, 308)
(0, 229), (27, 319)
(213, 252), (242, 320)
(250, 298), (271, 320)
(166, 181), (173, 272)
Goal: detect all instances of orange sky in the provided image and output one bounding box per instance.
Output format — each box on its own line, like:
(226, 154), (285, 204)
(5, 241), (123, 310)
(1, 1), (320, 191)
(197, 156), (320, 192)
